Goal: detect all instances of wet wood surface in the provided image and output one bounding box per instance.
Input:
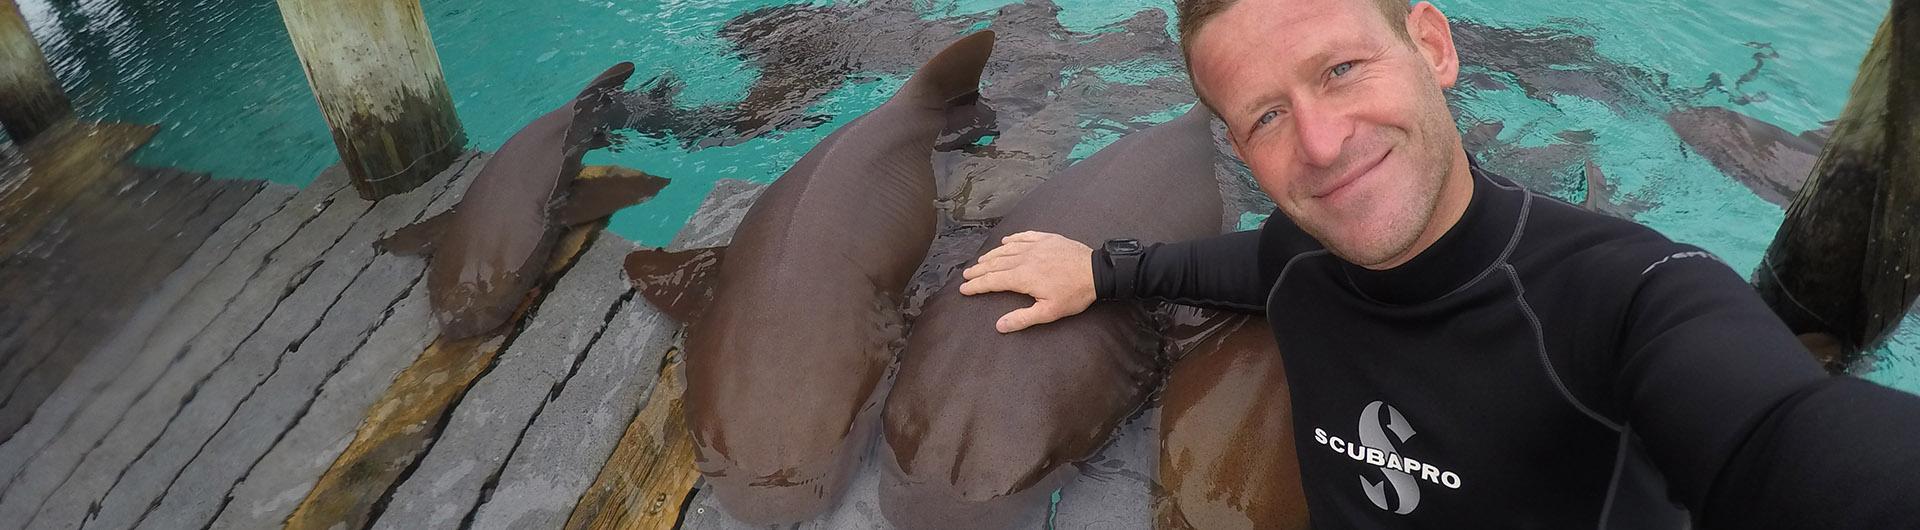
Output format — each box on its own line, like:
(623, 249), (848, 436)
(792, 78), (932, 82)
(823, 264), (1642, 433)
(0, 164), (1166, 530)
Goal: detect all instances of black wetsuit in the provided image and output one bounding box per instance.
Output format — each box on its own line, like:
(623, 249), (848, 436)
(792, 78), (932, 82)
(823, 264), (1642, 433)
(1093, 163), (1920, 529)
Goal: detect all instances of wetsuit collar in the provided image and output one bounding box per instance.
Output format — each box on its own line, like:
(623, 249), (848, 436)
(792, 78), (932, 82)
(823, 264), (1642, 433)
(1339, 158), (1525, 306)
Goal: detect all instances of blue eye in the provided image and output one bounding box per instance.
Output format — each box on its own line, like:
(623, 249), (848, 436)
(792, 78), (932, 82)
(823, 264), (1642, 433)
(1257, 110), (1280, 126)
(1331, 61), (1354, 77)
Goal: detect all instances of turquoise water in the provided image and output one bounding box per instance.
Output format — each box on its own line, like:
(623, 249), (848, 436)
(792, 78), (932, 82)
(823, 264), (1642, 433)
(17, 0), (1914, 392)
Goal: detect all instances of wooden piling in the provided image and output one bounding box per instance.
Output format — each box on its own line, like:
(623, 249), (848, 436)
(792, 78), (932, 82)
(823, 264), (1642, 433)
(275, 0), (465, 200)
(1754, 0), (1920, 371)
(0, 0), (72, 143)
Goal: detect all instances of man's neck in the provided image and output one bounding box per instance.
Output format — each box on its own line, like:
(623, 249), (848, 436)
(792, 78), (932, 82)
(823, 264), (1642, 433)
(1361, 152), (1476, 271)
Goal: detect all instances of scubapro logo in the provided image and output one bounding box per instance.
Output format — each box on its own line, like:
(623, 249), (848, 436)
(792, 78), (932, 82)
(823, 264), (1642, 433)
(1312, 401), (1463, 516)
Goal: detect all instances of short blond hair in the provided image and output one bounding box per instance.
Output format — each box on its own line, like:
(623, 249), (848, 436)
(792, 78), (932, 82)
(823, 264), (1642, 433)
(1175, 0), (1414, 110)
(1176, 0), (1414, 58)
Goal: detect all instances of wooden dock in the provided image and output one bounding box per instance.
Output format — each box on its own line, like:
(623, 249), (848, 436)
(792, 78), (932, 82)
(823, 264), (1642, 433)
(0, 141), (1162, 529)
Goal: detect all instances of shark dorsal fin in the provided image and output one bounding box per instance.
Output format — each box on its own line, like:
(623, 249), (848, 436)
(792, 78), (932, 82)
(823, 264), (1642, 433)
(898, 31), (995, 110)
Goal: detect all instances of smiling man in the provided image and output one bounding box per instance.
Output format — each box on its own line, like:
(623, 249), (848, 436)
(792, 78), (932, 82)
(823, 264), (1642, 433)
(956, 0), (1920, 527)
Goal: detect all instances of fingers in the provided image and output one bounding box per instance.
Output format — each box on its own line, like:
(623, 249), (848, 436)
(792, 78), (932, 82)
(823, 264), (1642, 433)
(964, 249), (1017, 280)
(959, 270), (1019, 296)
(975, 238), (1032, 263)
(962, 257), (1013, 280)
(996, 300), (1063, 333)
(1001, 231), (1054, 244)
(964, 235), (1047, 279)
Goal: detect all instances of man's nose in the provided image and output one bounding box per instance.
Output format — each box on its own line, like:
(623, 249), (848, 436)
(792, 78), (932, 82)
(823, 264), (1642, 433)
(1293, 98), (1352, 169)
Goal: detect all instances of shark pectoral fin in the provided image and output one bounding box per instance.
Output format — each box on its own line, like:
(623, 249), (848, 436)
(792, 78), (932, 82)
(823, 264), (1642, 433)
(624, 246), (726, 323)
(556, 165), (672, 225)
(375, 210), (454, 256)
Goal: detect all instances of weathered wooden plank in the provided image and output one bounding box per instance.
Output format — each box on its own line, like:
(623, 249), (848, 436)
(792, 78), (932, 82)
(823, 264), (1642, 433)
(0, 171), (260, 439)
(0, 183), (295, 491)
(85, 155), (476, 530)
(665, 179), (764, 251)
(209, 278), (436, 530)
(0, 177), (307, 505)
(281, 223), (602, 530)
(676, 433), (889, 530)
(0, 122), (158, 256)
(564, 181), (757, 530)
(465, 270), (676, 530)
(370, 233), (638, 530)
(1050, 408), (1158, 528)
(0, 166), (174, 374)
(0, 167), (204, 380)
(0, 164), (171, 285)
(0, 167), (159, 387)
(0, 168), (357, 530)
(681, 413), (1158, 530)
(561, 351), (698, 530)
(23, 171), (376, 530)
(206, 155), (486, 530)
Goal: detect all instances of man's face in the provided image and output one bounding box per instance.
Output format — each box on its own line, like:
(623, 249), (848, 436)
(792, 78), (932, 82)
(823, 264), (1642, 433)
(1189, 0), (1463, 268)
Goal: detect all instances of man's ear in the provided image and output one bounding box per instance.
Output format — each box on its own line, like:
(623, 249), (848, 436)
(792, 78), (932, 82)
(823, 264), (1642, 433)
(1406, 2), (1460, 89)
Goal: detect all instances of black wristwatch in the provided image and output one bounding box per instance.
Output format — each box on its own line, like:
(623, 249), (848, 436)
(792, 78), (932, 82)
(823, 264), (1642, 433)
(1103, 238), (1144, 300)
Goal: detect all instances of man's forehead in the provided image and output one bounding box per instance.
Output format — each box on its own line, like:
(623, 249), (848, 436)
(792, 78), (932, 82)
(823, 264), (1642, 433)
(1189, 0), (1390, 81)
(1212, 0), (1391, 32)
(1190, 0), (1390, 60)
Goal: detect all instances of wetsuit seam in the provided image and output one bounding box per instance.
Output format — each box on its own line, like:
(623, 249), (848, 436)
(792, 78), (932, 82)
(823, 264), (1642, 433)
(1358, 169), (1535, 306)
(1504, 263), (1626, 433)
(1442, 182), (1534, 301)
(1597, 427), (1633, 530)
(1267, 249), (1334, 311)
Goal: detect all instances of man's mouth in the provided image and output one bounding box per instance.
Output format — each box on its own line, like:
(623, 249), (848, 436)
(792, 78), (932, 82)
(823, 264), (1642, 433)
(1313, 148), (1390, 199)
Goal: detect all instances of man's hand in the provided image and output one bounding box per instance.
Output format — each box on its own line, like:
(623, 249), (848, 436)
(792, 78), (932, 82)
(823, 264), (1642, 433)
(959, 231), (1097, 333)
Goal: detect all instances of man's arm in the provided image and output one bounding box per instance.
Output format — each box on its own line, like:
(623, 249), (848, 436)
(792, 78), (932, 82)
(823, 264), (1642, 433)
(959, 228), (1269, 332)
(1091, 229), (1268, 312)
(1613, 251), (1920, 528)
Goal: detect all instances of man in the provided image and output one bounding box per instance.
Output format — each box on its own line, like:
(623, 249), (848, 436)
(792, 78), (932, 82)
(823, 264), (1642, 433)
(957, 0), (1920, 527)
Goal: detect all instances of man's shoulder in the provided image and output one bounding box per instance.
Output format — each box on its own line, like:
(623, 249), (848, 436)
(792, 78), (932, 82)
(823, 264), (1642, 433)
(1513, 191), (1733, 287)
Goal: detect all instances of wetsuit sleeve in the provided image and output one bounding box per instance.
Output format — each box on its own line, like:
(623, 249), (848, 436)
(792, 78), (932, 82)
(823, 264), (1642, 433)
(1091, 229), (1268, 312)
(1612, 252), (1920, 528)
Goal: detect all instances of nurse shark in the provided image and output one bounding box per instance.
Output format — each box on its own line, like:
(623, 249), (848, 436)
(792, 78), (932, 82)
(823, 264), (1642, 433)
(620, 31), (997, 524)
(879, 104), (1224, 529)
(377, 63), (670, 339)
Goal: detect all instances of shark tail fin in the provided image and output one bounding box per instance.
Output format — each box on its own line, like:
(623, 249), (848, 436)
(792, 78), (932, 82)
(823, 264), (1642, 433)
(575, 62), (637, 110)
(570, 63), (639, 143)
(898, 31), (995, 110)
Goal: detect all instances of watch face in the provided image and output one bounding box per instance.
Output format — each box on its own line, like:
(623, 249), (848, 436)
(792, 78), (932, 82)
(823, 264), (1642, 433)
(1107, 239), (1142, 254)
